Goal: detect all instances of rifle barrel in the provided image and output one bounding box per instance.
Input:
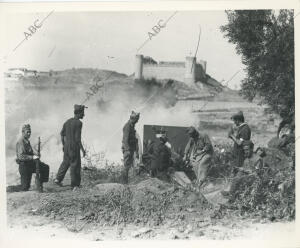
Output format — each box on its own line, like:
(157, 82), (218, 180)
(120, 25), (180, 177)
(36, 137), (42, 192)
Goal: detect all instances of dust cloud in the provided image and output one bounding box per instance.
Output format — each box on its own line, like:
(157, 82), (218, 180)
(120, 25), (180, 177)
(5, 80), (198, 185)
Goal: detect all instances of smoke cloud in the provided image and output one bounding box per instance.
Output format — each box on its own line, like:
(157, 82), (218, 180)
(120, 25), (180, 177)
(5, 77), (198, 185)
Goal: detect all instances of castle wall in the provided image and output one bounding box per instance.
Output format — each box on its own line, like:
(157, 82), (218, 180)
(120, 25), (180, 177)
(143, 64), (185, 82)
(134, 54), (207, 84)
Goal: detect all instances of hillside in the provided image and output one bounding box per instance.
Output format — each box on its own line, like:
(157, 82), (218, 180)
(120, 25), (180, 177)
(5, 68), (243, 102)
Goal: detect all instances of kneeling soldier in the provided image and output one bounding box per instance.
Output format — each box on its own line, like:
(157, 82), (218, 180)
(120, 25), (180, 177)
(149, 133), (172, 180)
(183, 127), (214, 188)
(16, 124), (50, 191)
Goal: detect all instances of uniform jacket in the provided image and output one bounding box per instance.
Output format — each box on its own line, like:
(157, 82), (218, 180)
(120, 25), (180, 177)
(184, 133), (213, 161)
(16, 137), (34, 162)
(122, 120), (138, 152)
(232, 123), (251, 167)
(236, 123), (251, 141)
(61, 117), (82, 158)
(149, 140), (172, 171)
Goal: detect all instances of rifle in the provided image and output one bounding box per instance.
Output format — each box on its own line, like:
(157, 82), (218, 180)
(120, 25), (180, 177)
(35, 137), (42, 192)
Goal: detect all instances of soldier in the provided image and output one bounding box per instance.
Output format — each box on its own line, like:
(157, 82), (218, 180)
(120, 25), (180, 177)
(16, 124), (49, 191)
(183, 126), (214, 188)
(277, 108), (294, 138)
(54, 105), (87, 190)
(149, 133), (172, 180)
(228, 111), (251, 169)
(122, 111), (140, 184)
(221, 140), (265, 198)
(277, 120), (295, 169)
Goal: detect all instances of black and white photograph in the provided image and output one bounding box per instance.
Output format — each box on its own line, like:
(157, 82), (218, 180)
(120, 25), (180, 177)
(0, 1), (299, 246)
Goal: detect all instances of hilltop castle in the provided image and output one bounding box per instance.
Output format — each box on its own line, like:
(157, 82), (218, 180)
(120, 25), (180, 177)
(134, 54), (207, 85)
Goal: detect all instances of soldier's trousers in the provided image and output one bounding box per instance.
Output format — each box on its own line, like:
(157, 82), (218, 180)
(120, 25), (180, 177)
(18, 161), (49, 191)
(56, 152), (81, 187)
(122, 150), (134, 184)
(234, 147), (245, 169)
(191, 154), (212, 185)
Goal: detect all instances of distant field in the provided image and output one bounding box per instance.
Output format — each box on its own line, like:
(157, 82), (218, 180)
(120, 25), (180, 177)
(177, 100), (260, 111)
(177, 99), (279, 150)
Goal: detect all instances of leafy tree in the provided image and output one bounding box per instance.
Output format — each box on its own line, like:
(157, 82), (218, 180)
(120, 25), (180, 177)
(221, 10), (294, 118)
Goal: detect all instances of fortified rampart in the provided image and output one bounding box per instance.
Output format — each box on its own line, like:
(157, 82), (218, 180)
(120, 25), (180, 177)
(143, 64), (185, 82)
(135, 54), (207, 85)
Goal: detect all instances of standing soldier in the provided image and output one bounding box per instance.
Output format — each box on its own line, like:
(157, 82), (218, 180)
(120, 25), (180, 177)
(228, 111), (251, 169)
(54, 105), (87, 190)
(183, 126), (214, 188)
(122, 111), (140, 184)
(16, 124), (50, 191)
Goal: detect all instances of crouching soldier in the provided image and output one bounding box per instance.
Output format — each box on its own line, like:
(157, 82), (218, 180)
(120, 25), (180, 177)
(183, 127), (214, 188)
(16, 124), (49, 191)
(149, 133), (172, 181)
(122, 111), (140, 184)
(221, 140), (265, 198)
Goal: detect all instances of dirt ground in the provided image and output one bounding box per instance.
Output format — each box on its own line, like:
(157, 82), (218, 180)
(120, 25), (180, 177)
(5, 214), (296, 241)
(5, 172), (295, 241)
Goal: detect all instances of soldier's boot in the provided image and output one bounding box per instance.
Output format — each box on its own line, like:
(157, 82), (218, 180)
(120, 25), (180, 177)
(39, 183), (44, 193)
(54, 179), (63, 187)
(35, 177), (43, 193)
(36, 183), (43, 193)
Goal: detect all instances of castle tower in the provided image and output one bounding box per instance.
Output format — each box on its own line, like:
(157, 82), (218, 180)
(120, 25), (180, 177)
(135, 54), (143, 80)
(199, 60), (207, 74)
(197, 60), (207, 80)
(185, 56), (196, 85)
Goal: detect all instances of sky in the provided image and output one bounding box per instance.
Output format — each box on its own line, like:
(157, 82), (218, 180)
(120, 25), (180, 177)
(2, 10), (247, 89)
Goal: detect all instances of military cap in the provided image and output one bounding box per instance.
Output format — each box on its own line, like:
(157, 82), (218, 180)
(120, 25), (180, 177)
(186, 126), (199, 136)
(231, 111), (244, 121)
(74, 104), (88, 114)
(22, 124), (31, 132)
(155, 133), (168, 143)
(156, 132), (167, 138)
(130, 111), (140, 119)
(160, 133), (168, 142)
